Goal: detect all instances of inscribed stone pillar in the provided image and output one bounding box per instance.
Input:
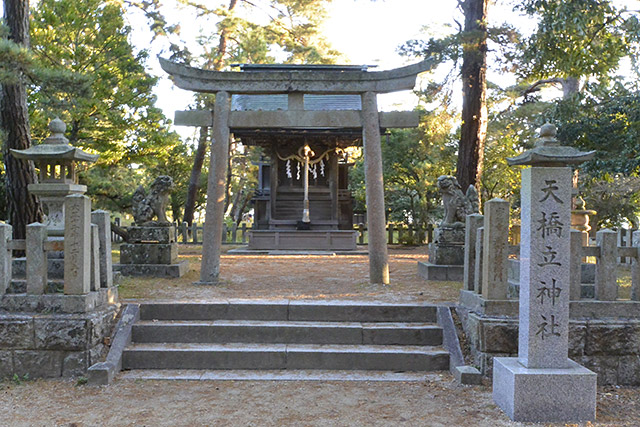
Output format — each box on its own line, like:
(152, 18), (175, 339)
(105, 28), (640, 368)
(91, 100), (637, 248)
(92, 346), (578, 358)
(26, 223), (47, 295)
(199, 91), (231, 284)
(361, 91), (389, 284)
(518, 167), (572, 368)
(91, 210), (113, 288)
(493, 124), (596, 423)
(482, 199), (509, 300)
(0, 224), (11, 294)
(463, 214), (483, 291)
(64, 194), (91, 295)
(90, 224), (100, 292)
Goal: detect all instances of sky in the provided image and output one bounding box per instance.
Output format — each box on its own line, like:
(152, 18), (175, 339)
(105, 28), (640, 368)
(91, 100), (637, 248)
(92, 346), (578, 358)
(135, 0), (479, 131)
(136, 0), (546, 133)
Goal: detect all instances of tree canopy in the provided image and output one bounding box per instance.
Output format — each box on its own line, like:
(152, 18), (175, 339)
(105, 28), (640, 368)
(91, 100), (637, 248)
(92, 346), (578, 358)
(25, 0), (191, 214)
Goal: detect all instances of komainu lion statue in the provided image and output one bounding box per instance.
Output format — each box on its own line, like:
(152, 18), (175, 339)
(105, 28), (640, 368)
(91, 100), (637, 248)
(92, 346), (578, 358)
(437, 175), (479, 227)
(132, 175), (174, 225)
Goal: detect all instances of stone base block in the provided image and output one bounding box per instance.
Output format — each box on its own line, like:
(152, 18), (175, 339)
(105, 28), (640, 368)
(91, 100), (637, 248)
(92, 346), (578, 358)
(417, 261), (463, 281)
(120, 243), (178, 264)
(454, 365), (483, 385)
(114, 260), (189, 278)
(0, 287), (118, 314)
(493, 357), (596, 422)
(0, 304), (118, 379)
(127, 226), (175, 243)
(428, 243), (464, 265)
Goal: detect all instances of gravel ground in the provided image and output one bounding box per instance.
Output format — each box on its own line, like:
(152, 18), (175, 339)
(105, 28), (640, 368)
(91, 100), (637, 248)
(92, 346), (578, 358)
(2, 246), (638, 426)
(2, 376), (639, 426)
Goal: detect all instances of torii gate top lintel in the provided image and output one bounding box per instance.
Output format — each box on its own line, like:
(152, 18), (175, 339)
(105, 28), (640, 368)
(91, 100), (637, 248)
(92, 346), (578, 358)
(158, 57), (435, 95)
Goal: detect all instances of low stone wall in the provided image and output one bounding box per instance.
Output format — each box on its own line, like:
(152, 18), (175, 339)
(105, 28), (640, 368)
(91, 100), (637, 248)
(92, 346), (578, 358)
(457, 298), (640, 385)
(0, 297), (118, 379)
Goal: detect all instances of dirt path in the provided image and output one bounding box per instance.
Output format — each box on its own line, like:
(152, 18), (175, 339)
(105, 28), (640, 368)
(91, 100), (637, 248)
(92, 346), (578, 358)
(117, 246), (462, 303)
(2, 376), (639, 426)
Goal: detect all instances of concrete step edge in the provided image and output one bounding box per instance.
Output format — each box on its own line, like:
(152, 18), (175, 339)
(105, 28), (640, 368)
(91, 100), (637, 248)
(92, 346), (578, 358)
(133, 320), (441, 328)
(118, 369), (446, 382)
(124, 342), (448, 354)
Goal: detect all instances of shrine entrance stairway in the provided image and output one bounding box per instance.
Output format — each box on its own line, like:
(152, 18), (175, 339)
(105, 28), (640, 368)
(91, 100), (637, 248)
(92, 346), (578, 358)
(119, 300), (449, 380)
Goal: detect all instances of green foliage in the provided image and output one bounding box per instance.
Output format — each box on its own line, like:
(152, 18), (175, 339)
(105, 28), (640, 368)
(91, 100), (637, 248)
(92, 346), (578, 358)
(579, 174), (640, 229)
(548, 87), (640, 177)
(350, 108), (457, 227)
(11, 373), (29, 385)
(0, 22), (34, 85)
(27, 0), (192, 215)
(518, 0), (640, 80)
(537, 84), (640, 227)
(180, 0), (341, 68)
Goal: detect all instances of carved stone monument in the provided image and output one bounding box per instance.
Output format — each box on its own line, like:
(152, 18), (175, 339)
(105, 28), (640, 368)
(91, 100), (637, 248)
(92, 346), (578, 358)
(114, 176), (188, 278)
(418, 175), (479, 281)
(492, 124), (597, 422)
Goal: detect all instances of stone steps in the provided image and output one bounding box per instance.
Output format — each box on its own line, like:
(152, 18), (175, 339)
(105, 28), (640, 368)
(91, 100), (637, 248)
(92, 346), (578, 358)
(132, 320), (443, 345)
(122, 301), (448, 376)
(138, 300), (438, 322)
(122, 342), (449, 371)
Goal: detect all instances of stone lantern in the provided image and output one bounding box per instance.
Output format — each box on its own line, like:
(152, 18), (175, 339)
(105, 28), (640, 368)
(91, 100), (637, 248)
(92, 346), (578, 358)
(11, 118), (98, 236)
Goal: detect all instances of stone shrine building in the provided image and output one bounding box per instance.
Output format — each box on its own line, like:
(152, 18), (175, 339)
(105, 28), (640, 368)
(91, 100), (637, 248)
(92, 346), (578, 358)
(234, 89), (363, 251)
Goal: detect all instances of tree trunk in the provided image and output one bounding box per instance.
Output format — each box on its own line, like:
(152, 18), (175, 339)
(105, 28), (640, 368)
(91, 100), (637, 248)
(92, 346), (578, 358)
(229, 185), (245, 224)
(1, 0), (43, 239)
(182, 0), (238, 226)
(234, 191), (252, 226)
(562, 76), (579, 99)
(456, 0), (489, 192)
(183, 126), (209, 226)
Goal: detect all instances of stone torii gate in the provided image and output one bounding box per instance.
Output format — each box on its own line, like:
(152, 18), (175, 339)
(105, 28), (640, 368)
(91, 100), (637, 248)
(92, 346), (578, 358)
(160, 58), (434, 285)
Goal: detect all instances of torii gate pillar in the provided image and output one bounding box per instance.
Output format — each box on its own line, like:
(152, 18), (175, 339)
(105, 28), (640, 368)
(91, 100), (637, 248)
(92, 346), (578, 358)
(198, 91), (230, 285)
(362, 91), (389, 284)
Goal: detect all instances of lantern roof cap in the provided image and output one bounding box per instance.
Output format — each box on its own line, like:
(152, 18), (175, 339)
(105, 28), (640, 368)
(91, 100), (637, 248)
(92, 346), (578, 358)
(10, 118), (98, 163)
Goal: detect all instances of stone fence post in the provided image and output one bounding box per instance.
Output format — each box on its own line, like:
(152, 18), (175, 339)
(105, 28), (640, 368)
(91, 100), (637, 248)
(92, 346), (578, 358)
(595, 229), (618, 301)
(26, 223), (48, 294)
(90, 224), (100, 292)
(181, 222), (188, 244)
(482, 198), (510, 300)
(633, 230), (640, 301)
(474, 227), (484, 295)
(0, 223), (12, 294)
(569, 229), (583, 300)
(91, 210), (113, 288)
(64, 194), (91, 295)
(464, 214), (483, 292)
